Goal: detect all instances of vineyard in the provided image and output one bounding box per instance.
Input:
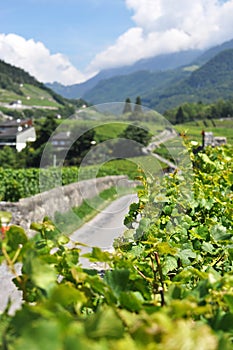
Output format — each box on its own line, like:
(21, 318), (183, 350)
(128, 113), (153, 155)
(0, 159), (142, 202)
(0, 142), (233, 349)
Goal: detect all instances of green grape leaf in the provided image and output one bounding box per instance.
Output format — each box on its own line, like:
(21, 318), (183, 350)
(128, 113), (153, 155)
(50, 284), (87, 308)
(210, 224), (231, 241)
(217, 313), (233, 332)
(5, 225), (28, 251)
(163, 256), (177, 275)
(223, 295), (233, 313)
(104, 269), (130, 297)
(11, 319), (61, 350)
(85, 306), (124, 339)
(119, 291), (143, 312)
(156, 242), (177, 255)
(83, 247), (112, 262)
(31, 258), (57, 291)
(178, 249), (196, 265)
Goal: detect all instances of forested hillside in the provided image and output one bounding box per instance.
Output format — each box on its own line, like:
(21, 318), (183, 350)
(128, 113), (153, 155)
(144, 49), (233, 111)
(72, 49), (233, 112)
(0, 59), (70, 107)
(82, 69), (189, 106)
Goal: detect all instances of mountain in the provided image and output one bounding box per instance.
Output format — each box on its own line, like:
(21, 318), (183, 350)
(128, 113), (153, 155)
(122, 49), (202, 73)
(82, 48), (233, 112)
(194, 38), (233, 65)
(146, 48), (233, 111)
(46, 49), (202, 99)
(46, 70), (118, 99)
(82, 69), (190, 106)
(45, 38), (233, 113)
(46, 40), (233, 101)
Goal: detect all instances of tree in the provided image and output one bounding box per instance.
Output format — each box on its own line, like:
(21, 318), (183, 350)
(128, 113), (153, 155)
(175, 106), (185, 124)
(66, 128), (96, 166)
(122, 98), (132, 114)
(120, 124), (150, 146)
(134, 96), (142, 114)
(33, 115), (58, 149)
(113, 124), (151, 157)
(0, 146), (18, 168)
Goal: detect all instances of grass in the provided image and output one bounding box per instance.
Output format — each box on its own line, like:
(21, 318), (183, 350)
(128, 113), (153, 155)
(96, 155), (167, 180)
(59, 112), (166, 142)
(0, 84), (62, 108)
(151, 119), (233, 163)
(174, 119), (233, 144)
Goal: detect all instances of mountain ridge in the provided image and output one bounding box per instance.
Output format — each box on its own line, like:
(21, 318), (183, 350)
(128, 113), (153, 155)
(46, 49), (202, 99)
(145, 48), (233, 111)
(46, 38), (233, 104)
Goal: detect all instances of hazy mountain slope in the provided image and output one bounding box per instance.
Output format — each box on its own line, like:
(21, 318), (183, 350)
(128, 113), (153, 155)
(46, 49), (202, 99)
(82, 69), (190, 105)
(46, 70), (118, 99)
(149, 48), (233, 111)
(45, 38), (233, 113)
(126, 49), (202, 72)
(194, 38), (233, 65)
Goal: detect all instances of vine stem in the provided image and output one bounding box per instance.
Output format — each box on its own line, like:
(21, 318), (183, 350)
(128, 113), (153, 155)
(154, 252), (165, 306)
(2, 244), (22, 284)
(133, 265), (151, 282)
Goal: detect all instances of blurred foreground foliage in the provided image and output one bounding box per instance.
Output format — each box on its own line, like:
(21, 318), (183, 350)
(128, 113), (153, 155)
(0, 142), (233, 349)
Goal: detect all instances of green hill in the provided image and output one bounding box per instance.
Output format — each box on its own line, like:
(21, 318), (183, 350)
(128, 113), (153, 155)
(0, 59), (71, 109)
(81, 49), (233, 112)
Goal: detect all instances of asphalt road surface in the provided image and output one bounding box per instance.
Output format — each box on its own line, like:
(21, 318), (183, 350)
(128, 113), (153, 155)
(70, 193), (138, 267)
(0, 193), (138, 313)
(0, 263), (23, 315)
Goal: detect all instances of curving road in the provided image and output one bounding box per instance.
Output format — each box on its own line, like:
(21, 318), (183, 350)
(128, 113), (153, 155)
(69, 193), (138, 267)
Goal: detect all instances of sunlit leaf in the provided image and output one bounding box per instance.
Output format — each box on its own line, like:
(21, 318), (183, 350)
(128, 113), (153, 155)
(163, 256), (177, 275)
(5, 225), (28, 251)
(104, 269), (130, 297)
(119, 291), (143, 312)
(85, 306), (124, 339)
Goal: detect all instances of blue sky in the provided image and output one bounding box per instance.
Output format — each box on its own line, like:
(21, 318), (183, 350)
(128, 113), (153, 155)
(0, 0), (133, 69)
(0, 0), (233, 85)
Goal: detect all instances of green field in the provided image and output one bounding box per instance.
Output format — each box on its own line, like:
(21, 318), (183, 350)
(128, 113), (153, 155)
(0, 84), (62, 108)
(175, 119), (233, 144)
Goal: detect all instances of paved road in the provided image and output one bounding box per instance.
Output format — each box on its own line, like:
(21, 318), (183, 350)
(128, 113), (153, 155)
(69, 193), (138, 267)
(0, 193), (138, 313)
(0, 263), (23, 315)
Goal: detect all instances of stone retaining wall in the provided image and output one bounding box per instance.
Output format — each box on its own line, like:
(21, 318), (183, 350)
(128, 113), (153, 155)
(0, 176), (135, 236)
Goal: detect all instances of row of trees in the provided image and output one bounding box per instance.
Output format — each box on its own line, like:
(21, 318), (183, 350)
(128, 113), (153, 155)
(122, 96), (233, 124)
(122, 96), (142, 114)
(164, 98), (233, 124)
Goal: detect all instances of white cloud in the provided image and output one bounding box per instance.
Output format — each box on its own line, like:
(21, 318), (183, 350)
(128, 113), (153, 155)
(88, 0), (233, 72)
(1, 1), (233, 84)
(0, 33), (87, 85)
